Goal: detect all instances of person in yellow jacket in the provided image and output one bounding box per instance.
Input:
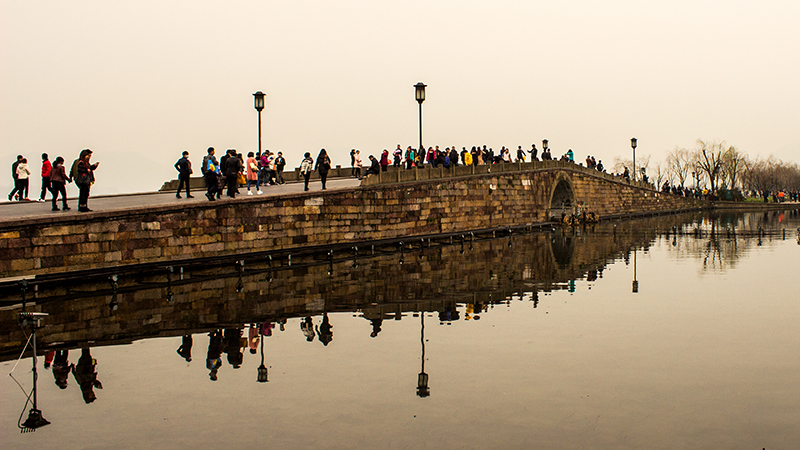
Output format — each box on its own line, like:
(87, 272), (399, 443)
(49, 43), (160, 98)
(464, 151), (473, 166)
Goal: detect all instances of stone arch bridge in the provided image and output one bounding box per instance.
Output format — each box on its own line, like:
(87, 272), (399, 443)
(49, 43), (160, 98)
(0, 161), (706, 278)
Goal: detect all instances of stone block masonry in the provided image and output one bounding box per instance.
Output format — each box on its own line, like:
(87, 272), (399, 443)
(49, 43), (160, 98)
(0, 167), (706, 278)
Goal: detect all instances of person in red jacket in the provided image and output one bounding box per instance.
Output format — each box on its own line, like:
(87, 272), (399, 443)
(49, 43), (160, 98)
(39, 153), (52, 202)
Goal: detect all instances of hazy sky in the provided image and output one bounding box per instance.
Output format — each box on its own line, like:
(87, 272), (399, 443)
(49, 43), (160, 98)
(2, 0), (799, 196)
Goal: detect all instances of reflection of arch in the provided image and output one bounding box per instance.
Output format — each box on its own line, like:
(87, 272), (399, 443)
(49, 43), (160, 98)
(549, 234), (575, 269)
(548, 172), (575, 219)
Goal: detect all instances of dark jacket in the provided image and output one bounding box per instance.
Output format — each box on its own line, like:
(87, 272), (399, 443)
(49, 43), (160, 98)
(76, 160), (97, 187)
(224, 156), (242, 177)
(315, 156), (331, 175)
(175, 156), (192, 175)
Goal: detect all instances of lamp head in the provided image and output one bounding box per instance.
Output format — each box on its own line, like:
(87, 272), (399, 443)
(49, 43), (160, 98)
(253, 91), (266, 112)
(414, 82), (427, 104)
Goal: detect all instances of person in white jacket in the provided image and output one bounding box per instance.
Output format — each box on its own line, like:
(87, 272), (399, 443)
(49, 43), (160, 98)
(15, 158), (31, 201)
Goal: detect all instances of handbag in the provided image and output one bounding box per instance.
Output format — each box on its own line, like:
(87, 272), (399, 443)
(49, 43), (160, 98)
(237, 173), (246, 185)
(76, 171), (91, 186)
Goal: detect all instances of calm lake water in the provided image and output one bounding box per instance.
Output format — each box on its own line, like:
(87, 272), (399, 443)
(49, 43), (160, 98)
(2, 210), (799, 449)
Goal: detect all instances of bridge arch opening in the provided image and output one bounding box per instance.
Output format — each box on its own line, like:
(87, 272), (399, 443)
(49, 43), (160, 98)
(549, 176), (576, 219)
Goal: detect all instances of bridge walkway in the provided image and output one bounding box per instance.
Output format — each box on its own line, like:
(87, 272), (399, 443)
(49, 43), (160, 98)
(0, 178), (362, 225)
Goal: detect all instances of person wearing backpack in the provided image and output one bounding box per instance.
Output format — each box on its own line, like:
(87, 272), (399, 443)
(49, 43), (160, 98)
(75, 149), (98, 212)
(300, 152), (314, 191)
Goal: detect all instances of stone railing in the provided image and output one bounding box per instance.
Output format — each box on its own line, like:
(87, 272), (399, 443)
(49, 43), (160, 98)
(159, 165), (354, 192)
(359, 160), (655, 190)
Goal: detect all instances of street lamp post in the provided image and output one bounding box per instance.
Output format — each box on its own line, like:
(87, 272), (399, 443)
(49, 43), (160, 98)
(414, 83), (426, 155)
(253, 91), (265, 157)
(630, 137), (637, 182)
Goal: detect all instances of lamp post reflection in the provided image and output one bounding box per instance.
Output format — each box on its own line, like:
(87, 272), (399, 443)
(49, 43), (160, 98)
(417, 312), (430, 398)
(632, 249), (639, 293)
(257, 329), (268, 383)
(19, 312), (50, 431)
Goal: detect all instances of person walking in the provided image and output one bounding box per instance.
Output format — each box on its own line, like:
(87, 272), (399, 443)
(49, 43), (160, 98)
(174, 151), (194, 198)
(15, 158), (31, 201)
(275, 152), (286, 185)
(516, 146), (526, 162)
(300, 152), (314, 191)
(49, 156), (71, 211)
(315, 148), (331, 190)
(75, 149), (98, 212)
(39, 153), (52, 202)
(245, 151), (262, 195)
(201, 147), (216, 178)
(203, 155), (219, 201)
(201, 147), (220, 200)
(224, 150), (242, 198)
(8, 155), (23, 201)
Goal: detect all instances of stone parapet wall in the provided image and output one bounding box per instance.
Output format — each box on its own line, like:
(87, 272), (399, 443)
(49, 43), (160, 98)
(0, 168), (706, 278)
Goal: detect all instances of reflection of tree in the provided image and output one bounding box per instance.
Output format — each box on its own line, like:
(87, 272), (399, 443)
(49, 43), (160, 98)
(665, 211), (799, 273)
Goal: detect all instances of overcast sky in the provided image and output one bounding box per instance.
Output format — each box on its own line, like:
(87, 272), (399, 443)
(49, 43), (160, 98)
(2, 0), (798, 196)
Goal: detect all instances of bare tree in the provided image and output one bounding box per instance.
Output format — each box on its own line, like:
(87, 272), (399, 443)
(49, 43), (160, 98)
(742, 156), (779, 199)
(613, 155), (651, 180)
(719, 146), (746, 190)
(665, 147), (691, 187)
(695, 140), (725, 191)
(652, 162), (669, 190)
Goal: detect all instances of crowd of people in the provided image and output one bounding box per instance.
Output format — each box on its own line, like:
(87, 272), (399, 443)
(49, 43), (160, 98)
(192, 147), (329, 201)
(341, 144), (610, 176)
(8, 150), (98, 212)
(10, 144), (798, 209)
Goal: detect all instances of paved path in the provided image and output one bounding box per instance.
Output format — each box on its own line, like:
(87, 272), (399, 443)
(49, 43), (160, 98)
(0, 178), (362, 224)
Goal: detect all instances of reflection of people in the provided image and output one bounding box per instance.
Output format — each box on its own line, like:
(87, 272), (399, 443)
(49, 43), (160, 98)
(52, 350), (70, 389)
(248, 325), (260, 355)
(44, 350), (54, 369)
(370, 319), (382, 338)
(223, 328), (243, 369)
(177, 335), (192, 362)
(206, 330), (223, 381)
(71, 348), (102, 403)
(316, 313), (333, 346)
(301, 317), (315, 342)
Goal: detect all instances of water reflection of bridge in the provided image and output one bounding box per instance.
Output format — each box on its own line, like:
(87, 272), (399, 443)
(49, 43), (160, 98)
(0, 213), (731, 362)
